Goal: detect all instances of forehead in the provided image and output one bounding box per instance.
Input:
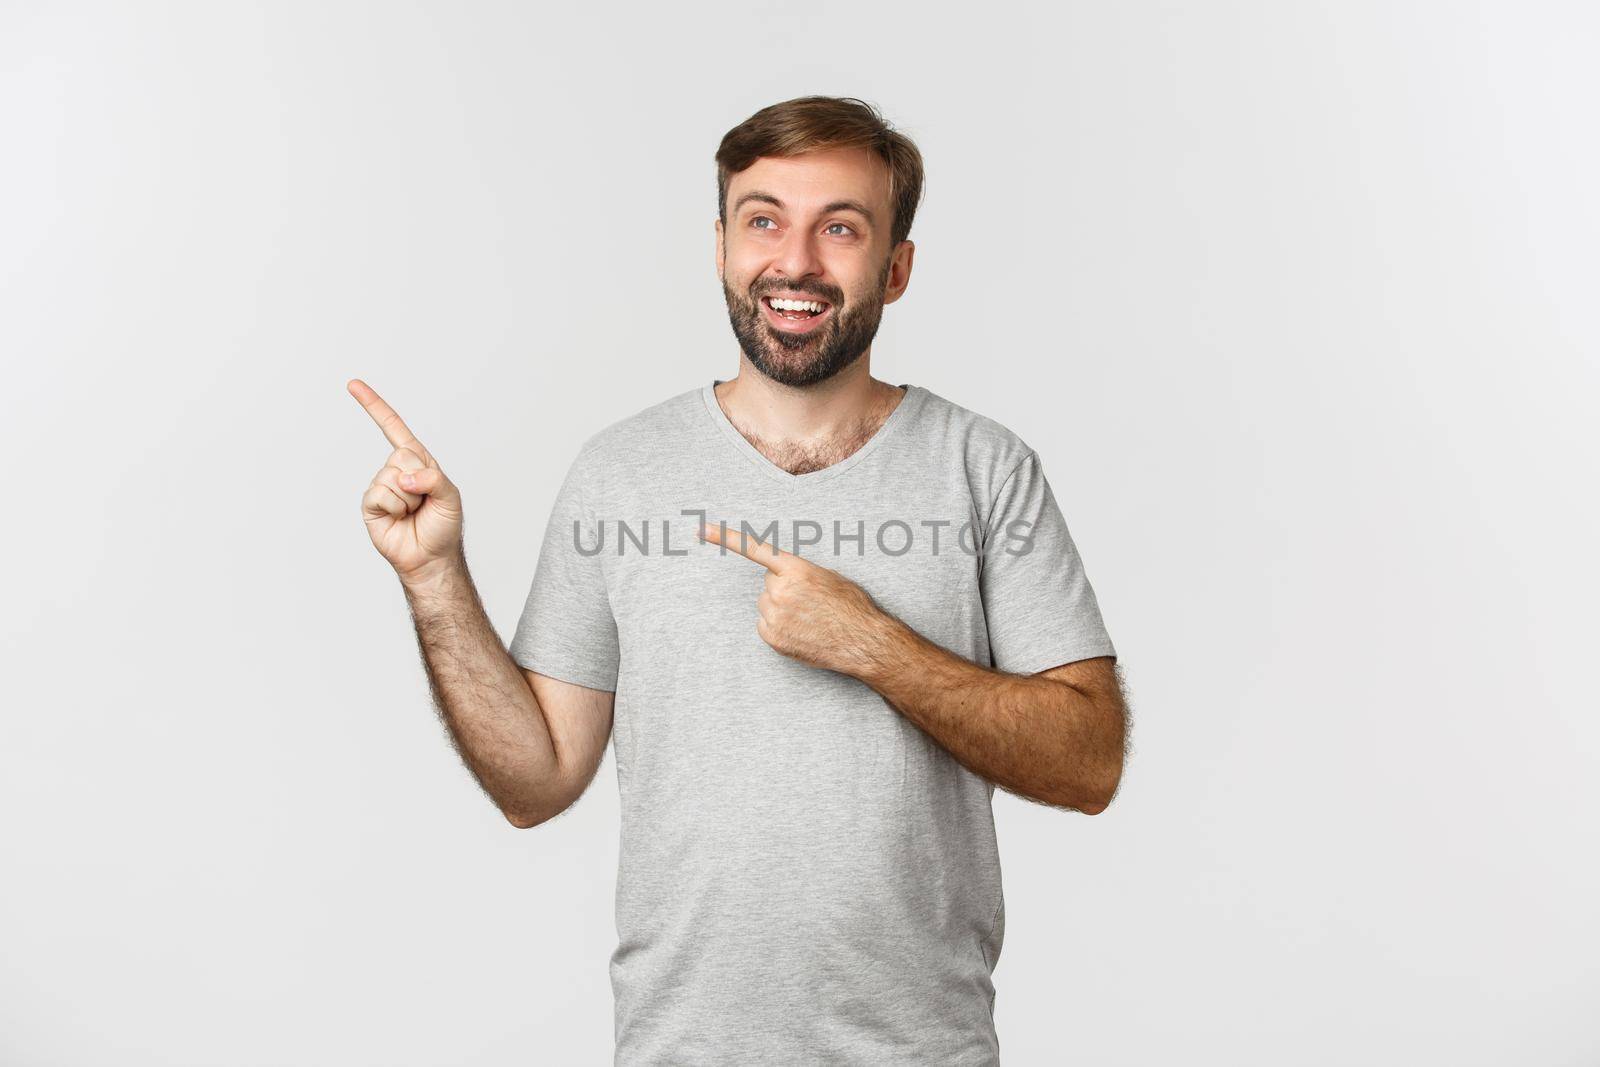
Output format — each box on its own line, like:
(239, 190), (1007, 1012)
(726, 146), (891, 214)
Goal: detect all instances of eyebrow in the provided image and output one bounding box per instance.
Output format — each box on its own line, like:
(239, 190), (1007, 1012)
(732, 190), (876, 226)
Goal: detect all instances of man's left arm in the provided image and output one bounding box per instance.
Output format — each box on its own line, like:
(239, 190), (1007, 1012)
(698, 519), (1127, 815)
(852, 615), (1126, 815)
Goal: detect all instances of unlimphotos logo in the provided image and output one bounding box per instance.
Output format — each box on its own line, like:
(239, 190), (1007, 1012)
(570, 511), (1037, 558)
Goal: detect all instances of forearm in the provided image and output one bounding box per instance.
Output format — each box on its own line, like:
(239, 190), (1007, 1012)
(852, 614), (1120, 814)
(400, 557), (563, 824)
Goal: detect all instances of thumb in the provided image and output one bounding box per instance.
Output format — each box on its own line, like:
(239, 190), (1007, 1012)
(398, 467), (461, 509)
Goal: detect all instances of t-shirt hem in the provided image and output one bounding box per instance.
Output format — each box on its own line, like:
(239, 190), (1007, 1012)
(1002, 639), (1118, 676)
(510, 648), (619, 693)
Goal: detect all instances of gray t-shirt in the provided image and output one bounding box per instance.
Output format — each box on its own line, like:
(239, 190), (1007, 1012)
(510, 380), (1116, 1065)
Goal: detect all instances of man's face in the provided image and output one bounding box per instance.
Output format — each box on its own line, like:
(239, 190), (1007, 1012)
(716, 147), (914, 388)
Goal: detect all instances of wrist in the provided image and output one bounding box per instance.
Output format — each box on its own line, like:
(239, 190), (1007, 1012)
(847, 606), (914, 689)
(398, 553), (468, 598)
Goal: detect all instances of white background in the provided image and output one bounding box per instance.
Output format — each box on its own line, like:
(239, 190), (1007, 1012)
(3, 2), (1596, 1064)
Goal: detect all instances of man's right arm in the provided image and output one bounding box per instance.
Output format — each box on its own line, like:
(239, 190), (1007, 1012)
(346, 377), (614, 829)
(402, 559), (615, 828)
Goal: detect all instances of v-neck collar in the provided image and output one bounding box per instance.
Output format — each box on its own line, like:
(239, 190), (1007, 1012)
(700, 379), (927, 487)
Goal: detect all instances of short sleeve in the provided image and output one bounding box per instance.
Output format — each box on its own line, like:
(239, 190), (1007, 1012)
(508, 451), (620, 692)
(979, 451), (1117, 675)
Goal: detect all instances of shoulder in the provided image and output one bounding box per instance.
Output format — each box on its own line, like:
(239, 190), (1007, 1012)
(566, 384), (706, 478)
(909, 384), (1039, 500)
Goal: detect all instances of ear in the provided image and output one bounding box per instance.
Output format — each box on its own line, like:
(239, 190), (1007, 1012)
(714, 217), (725, 281)
(883, 240), (915, 305)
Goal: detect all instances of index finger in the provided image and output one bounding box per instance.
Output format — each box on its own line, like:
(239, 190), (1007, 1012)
(347, 378), (427, 455)
(698, 520), (791, 573)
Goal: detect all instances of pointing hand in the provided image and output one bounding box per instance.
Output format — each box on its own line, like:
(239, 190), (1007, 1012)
(349, 379), (464, 584)
(697, 520), (898, 678)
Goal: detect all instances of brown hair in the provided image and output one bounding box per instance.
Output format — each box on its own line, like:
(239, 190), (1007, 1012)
(715, 95), (926, 248)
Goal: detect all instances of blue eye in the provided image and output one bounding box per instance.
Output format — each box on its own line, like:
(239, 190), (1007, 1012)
(749, 216), (854, 235)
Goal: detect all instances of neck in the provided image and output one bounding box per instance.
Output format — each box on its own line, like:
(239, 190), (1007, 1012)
(713, 354), (907, 476)
(716, 355), (900, 442)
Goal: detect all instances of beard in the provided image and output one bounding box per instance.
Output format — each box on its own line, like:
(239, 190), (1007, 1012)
(721, 254), (893, 388)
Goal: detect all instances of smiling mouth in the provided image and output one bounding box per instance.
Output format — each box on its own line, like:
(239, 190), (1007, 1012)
(761, 295), (833, 320)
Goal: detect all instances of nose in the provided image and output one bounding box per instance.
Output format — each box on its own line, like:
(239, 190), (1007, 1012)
(770, 224), (825, 286)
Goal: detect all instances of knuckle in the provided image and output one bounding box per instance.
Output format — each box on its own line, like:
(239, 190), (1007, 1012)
(378, 468), (415, 496)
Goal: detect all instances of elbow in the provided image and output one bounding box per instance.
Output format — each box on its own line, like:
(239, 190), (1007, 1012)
(1074, 782), (1112, 815)
(503, 788), (574, 829)
(1080, 797), (1112, 816)
(1045, 783), (1113, 816)
(502, 774), (582, 829)
(501, 803), (551, 829)
(1078, 763), (1124, 817)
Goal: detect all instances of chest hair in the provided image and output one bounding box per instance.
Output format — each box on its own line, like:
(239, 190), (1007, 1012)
(729, 393), (901, 476)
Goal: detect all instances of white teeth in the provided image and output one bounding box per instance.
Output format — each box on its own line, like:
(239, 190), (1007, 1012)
(768, 297), (826, 313)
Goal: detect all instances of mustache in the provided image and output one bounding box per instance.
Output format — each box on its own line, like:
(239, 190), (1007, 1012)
(750, 282), (844, 305)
